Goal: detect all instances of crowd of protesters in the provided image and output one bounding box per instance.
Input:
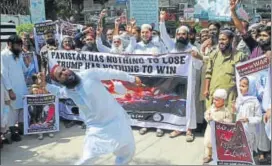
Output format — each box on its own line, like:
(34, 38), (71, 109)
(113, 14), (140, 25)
(0, 0), (271, 164)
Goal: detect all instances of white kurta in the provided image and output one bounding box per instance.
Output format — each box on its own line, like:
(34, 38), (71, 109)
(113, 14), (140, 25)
(127, 37), (164, 55)
(159, 21), (203, 130)
(1, 75), (10, 130)
(46, 68), (136, 163)
(235, 97), (262, 152)
(204, 105), (232, 148)
(262, 72), (271, 140)
(1, 48), (28, 110)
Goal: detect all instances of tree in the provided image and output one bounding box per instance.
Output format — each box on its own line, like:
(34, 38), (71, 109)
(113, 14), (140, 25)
(16, 24), (34, 35)
(45, 0), (75, 21)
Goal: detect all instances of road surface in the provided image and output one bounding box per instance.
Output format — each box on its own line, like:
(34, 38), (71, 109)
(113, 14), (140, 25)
(1, 123), (205, 165)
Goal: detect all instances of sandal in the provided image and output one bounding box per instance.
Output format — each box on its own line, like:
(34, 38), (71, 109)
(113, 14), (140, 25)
(139, 128), (148, 135)
(156, 129), (164, 137)
(258, 155), (267, 164)
(203, 157), (212, 163)
(169, 130), (182, 138)
(186, 132), (194, 142)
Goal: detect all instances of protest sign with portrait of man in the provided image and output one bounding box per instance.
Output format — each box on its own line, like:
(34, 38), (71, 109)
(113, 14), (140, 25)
(23, 94), (59, 135)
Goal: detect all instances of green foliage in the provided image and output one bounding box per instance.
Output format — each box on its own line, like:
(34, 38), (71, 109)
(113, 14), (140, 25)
(194, 23), (203, 33)
(16, 24), (34, 35)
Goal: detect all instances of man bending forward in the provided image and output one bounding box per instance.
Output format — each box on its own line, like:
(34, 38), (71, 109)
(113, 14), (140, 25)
(43, 65), (141, 165)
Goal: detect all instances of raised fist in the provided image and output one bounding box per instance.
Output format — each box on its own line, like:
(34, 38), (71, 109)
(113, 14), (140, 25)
(160, 11), (167, 22)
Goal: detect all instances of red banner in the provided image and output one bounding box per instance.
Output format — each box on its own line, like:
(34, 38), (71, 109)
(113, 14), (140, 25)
(211, 121), (255, 165)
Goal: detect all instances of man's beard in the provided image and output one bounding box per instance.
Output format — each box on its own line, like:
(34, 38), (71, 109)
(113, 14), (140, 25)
(111, 44), (123, 53)
(142, 37), (152, 44)
(175, 38), (189, 51)
(258, 39), (271, 51)
(11, 46), (21, 58)
(46, 38), (56, 46)
(23, 43), (31, 50)
(86, 43), (96, 50)
(219, 43), (232, 52)
(190, 38), (196, 45)
(210, 34), (218, 45)
(60, 72), (81, 89)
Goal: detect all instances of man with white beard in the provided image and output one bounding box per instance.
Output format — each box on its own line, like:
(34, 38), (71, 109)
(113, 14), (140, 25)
(159, 11), (203, 142)
(96, 27), (132, 54)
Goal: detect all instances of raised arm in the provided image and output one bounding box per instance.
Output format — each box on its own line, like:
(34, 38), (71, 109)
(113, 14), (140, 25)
(230, 0), (245, 35)
(39, 72), (63, 96)
(114, 18), (121, 36)
(81, 68), (140, 84)
(96, 27), (111, 53)
(159, 11), (175, 51)
(45, 83), (63, 97)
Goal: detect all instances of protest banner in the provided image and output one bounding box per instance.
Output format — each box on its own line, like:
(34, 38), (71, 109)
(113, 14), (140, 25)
(194, 0), (231, 21)
(23, 94), (59, 135)
(22, 52), (39, 87)
(34, 21), (59, 54)
(130, 0), (159, 30)
(236, 55), (270, 109)
(48, 50), (197, 131)
(210, 121), (255, 165)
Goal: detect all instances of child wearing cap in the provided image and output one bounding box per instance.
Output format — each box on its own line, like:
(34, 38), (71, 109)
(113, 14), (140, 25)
(203, 89), (233, 164)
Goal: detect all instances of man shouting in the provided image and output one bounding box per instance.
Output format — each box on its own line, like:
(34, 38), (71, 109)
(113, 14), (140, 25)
(42, 65), (142, 165)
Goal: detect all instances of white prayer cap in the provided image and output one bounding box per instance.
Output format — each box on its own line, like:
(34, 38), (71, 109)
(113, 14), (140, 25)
(113, 35), (121, 41)
(213, 89), (227, 100)
(141, 24), (152, 31)
(176, 26), (189, 34)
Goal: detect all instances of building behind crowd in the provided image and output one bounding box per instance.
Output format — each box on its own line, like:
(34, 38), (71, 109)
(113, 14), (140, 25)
(0, 0), (271, 27)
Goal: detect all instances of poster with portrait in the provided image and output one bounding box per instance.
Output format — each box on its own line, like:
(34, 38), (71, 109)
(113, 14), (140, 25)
(23, 94), (59, 135)
(236, 55), (270, 110)
(22, 52), (39, 87)
(34, 21), (59, 54)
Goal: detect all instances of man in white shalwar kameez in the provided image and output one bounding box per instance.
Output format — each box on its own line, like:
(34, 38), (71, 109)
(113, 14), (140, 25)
(43, 64), (141, 165)
(1, 35), (28, 127)
(159, 11), (203, 141)
(127, 24), (167, 55)
(125, 24), (167, 137)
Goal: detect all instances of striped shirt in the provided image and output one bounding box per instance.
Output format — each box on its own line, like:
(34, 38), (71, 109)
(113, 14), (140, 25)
(0, 22), (16, 50)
